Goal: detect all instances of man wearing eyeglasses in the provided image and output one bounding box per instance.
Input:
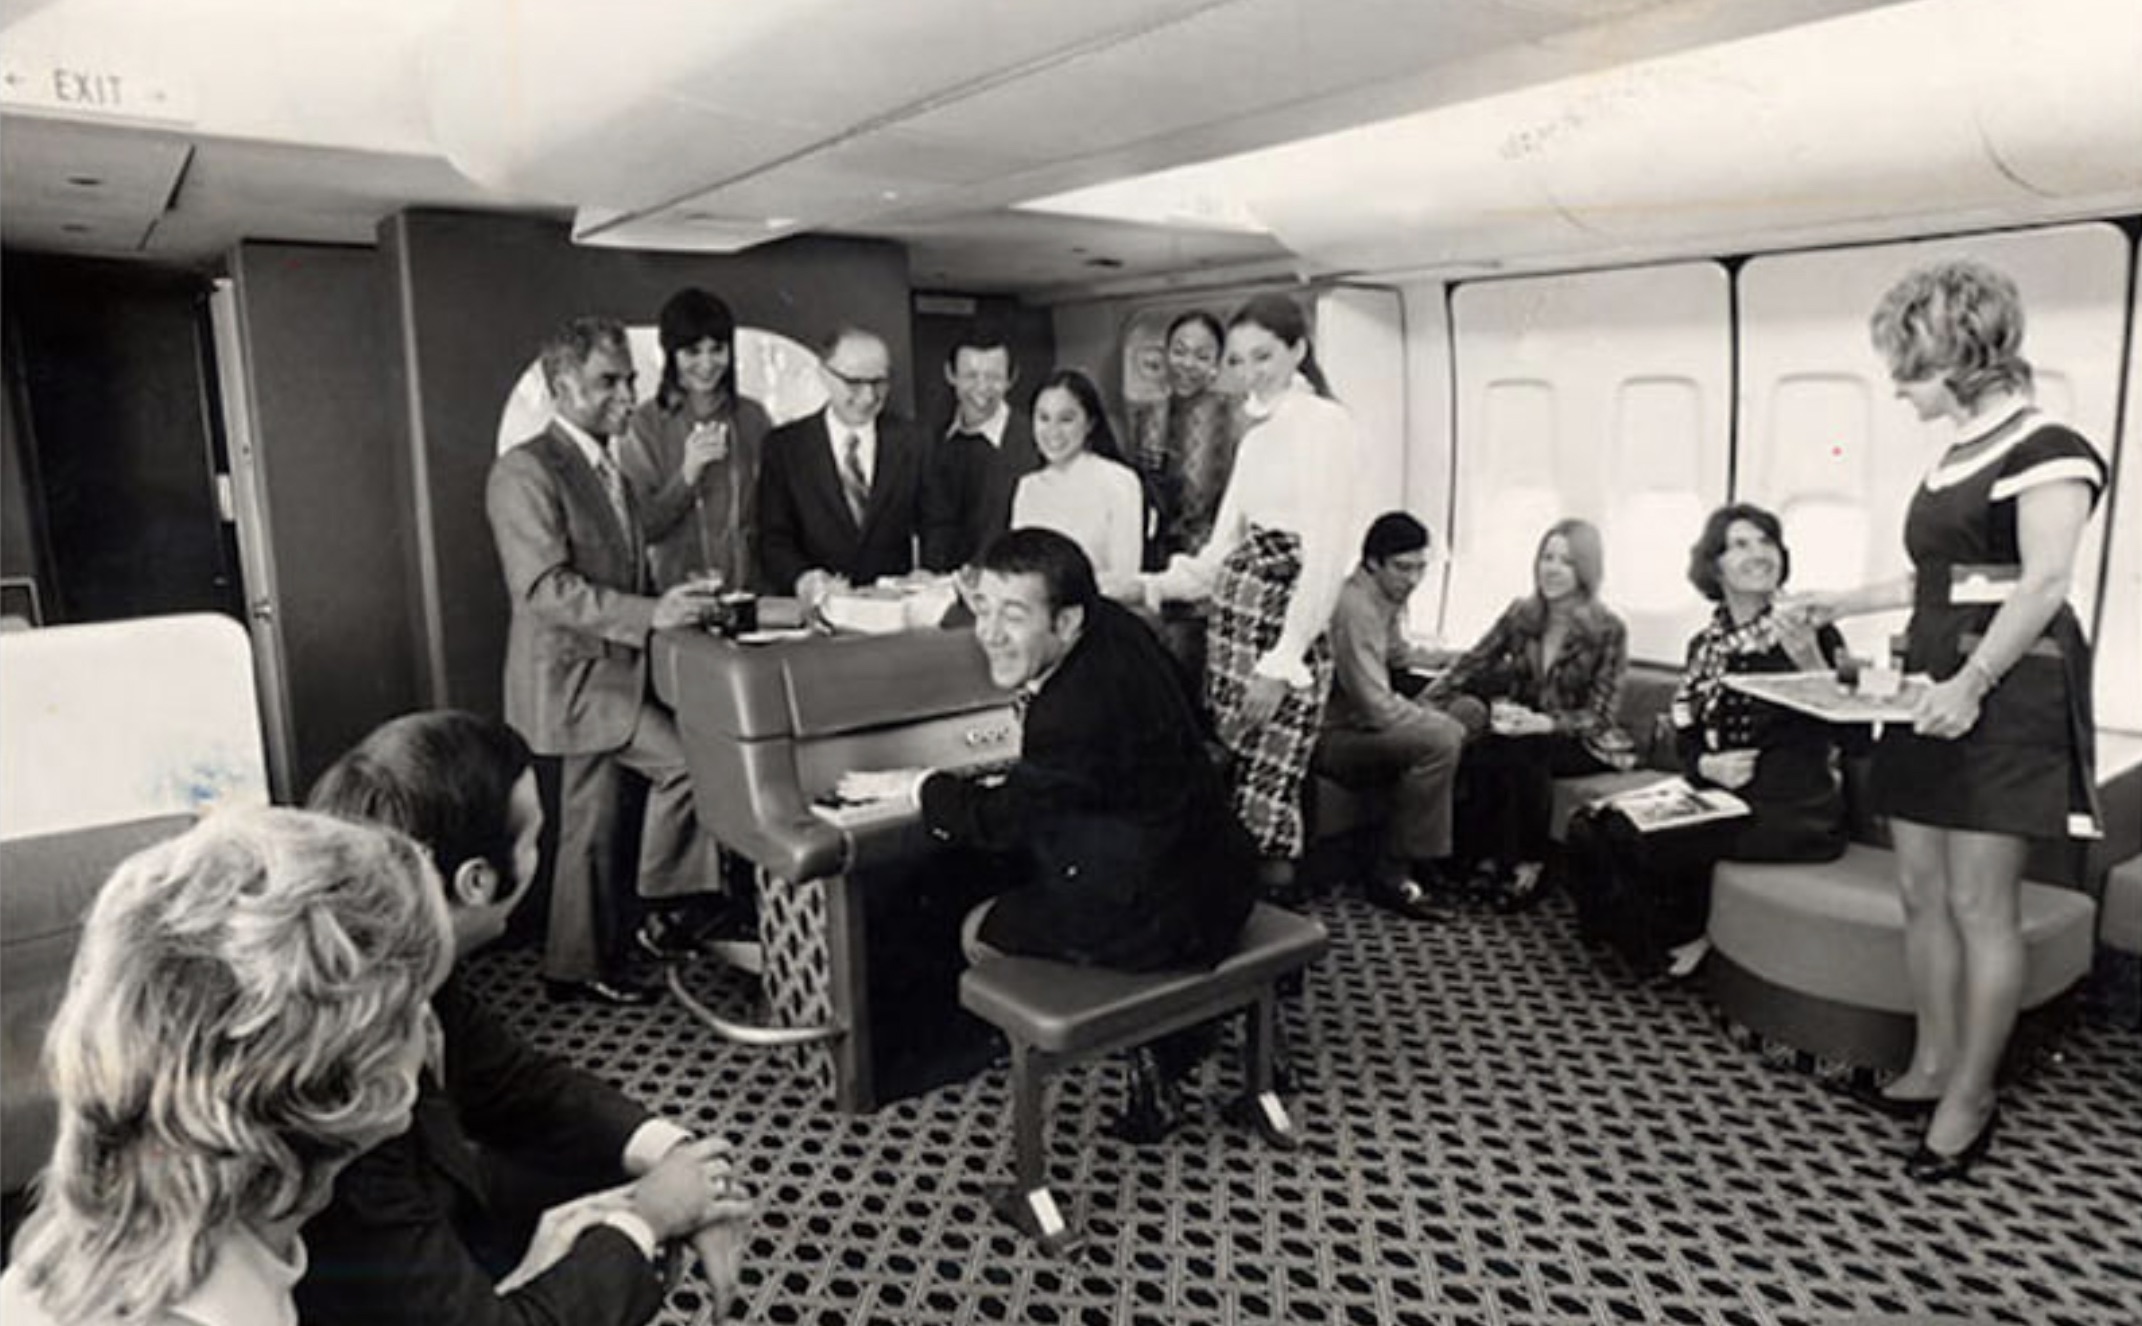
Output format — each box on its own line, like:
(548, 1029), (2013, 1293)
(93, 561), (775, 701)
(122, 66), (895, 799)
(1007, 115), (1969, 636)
(757, 325), (929, 599)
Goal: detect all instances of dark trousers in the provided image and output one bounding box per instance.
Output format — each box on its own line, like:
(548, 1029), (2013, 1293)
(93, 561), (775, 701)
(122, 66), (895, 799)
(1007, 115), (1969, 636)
(547, 705), (706, 982)
(1452, 731), (1608, 868)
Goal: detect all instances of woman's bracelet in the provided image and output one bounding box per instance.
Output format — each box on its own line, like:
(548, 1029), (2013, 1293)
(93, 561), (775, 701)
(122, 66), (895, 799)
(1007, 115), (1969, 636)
(1962, 654), (2000, 695)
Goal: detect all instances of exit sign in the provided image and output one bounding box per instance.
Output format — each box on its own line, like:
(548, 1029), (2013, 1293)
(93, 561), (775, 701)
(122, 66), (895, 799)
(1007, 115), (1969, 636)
(0, 58), (195, 126)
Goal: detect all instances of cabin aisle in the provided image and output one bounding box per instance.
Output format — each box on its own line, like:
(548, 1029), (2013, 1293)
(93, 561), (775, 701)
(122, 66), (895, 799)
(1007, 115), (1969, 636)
(468, 896), (2142, 1325)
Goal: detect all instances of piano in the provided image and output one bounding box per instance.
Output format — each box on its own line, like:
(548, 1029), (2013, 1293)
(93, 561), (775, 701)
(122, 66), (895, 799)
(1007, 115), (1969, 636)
(653, 623), (1020, 1111)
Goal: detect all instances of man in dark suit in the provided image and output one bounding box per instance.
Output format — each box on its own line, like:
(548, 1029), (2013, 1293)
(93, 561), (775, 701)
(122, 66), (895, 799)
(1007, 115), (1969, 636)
(756, 325), (929, 596)
(838, 529), (1258, 1134)
(485, 316), (724, 1004)
(299, 710), (752, 1326)
(920, 324), (1043, 570)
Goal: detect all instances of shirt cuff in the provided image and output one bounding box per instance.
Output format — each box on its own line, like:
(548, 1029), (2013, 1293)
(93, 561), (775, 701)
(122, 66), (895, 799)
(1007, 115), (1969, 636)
(594, 1210), (661, 1262)
(622, 1119), (693, 1176)
(1254, 650), (1314, 688)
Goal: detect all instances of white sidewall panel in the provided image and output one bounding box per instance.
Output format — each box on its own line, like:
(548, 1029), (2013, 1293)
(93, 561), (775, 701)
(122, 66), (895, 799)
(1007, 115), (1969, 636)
(1448, 262), (1731, 663)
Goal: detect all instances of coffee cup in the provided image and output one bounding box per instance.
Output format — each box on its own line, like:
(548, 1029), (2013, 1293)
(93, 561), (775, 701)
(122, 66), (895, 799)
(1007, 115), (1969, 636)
(718, 591), (757, 636)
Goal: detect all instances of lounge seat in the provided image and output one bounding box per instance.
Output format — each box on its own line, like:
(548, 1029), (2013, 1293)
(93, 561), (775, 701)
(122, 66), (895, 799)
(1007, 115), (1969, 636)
(958, 904), (1328, 1253)
(2095, 854), (2141, 1028)
(1708, 842), (2096, 1071)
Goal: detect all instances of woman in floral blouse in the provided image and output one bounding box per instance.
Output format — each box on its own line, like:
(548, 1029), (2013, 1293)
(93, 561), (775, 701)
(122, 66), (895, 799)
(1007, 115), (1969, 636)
(1427, 518), (1631, 910)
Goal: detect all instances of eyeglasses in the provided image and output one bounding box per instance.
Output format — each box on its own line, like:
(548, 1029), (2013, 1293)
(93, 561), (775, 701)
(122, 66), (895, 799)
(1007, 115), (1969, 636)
(823, 363), (891, 393)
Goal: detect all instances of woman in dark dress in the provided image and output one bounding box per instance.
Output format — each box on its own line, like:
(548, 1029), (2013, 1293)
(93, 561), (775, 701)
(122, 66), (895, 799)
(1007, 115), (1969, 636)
(1786, 259), (2107, 1181)
(1427, 518), (1634, 911)
(1568, 504), (1848, 974)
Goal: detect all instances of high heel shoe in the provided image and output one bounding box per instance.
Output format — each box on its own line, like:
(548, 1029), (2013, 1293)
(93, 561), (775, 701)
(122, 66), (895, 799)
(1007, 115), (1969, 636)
(1905, 1105), (1999, 1182)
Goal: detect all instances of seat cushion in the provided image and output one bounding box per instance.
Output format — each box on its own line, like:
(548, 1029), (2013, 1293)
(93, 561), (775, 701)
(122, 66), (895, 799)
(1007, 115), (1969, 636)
(960, 904), (1328, 1055)
(3, 814), (193, 1192)
(2101, 855), (2142, 955)
(1709, 842), (2097, 1014)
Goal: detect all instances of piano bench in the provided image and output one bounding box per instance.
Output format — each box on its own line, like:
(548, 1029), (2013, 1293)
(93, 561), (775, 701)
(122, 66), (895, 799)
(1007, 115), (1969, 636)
(958, 903), (1328, 1254)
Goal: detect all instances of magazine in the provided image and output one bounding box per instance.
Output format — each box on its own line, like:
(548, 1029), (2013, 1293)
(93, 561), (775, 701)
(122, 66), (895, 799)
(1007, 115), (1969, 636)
(1722, 671), (1930, 723)
(1601, 776), (1751, 834)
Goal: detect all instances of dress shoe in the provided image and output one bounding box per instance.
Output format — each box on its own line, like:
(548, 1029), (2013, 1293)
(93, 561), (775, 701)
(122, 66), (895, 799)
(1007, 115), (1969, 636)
(1365, 876), (1451, 923)
(1905, 1105), (1999, 1182)
(635, 912), (707, 962)
(1102, 1047), (1187, 1146)
(1493, 860), (1550, 914)
(1839, 1077), (1939, 1121)
(543, 975), (659, 1008)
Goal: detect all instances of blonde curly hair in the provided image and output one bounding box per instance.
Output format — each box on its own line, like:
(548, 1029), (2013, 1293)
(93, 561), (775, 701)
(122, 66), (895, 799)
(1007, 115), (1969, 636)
(9, 807), (451, 1323)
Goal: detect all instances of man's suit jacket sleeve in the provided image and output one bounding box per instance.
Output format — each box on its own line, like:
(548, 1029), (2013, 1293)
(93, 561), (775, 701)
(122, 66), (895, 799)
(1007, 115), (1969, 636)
(299, 1160), (664, 1326)
(487, 447), (657, 647)
(442, 981), (651, 1171)
(293, 981), (667, 1326)
(919, 684), (1107, 849)
(756, 421), (810, 594)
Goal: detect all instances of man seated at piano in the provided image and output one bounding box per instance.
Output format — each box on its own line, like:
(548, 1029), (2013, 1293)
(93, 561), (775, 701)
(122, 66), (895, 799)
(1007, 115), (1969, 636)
(837, 527), (1261, 1139)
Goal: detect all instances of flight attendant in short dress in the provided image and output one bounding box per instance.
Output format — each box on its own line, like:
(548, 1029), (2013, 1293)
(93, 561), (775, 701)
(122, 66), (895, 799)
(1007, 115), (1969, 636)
(1786, 259), (2106, 1182)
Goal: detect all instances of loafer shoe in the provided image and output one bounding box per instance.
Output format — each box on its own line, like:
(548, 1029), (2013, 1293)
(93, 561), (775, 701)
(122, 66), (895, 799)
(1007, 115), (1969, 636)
(635, 914), (707, 962)
(1366, 877), (1451, 923)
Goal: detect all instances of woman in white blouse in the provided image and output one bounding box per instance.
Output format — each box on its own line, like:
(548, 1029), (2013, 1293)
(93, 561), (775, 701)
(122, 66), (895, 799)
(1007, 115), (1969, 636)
(1115, 294), (1361, 876)
(1010, 369), (1146, 582)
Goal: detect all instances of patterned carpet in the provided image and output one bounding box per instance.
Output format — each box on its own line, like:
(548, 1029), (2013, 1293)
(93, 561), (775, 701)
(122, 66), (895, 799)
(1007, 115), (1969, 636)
(468, 893), (2142, 1326)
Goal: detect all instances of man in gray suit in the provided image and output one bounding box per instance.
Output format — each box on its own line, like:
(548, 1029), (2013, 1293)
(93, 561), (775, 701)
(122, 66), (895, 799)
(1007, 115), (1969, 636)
(486, 316), (723, 1004)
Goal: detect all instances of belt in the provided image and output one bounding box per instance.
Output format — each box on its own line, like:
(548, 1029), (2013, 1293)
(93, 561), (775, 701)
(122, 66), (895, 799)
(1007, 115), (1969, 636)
(1917, 563), (2019, 609)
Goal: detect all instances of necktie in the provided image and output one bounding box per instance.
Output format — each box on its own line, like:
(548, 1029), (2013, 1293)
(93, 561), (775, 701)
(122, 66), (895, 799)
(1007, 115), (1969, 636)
(594, 445), (633, 538)
(840, 432), (870, 527)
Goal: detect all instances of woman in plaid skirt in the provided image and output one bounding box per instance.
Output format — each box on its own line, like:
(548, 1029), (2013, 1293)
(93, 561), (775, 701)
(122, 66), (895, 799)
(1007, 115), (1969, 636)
(1116, 294), (1363, 888)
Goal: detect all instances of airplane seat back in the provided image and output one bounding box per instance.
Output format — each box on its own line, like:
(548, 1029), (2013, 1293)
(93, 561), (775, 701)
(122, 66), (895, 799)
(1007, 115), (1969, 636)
(0, 613), (270, 1193)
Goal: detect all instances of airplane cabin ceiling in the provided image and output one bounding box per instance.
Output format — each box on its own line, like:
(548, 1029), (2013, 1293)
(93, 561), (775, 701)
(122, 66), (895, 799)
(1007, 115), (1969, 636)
(7, 0), (2111, 297)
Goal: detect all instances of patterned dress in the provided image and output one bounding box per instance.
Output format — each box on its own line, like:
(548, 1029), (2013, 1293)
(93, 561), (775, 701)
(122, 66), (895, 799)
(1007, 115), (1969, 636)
(1872, 410), (2107, 839)
(1130, 390), (1244, 565)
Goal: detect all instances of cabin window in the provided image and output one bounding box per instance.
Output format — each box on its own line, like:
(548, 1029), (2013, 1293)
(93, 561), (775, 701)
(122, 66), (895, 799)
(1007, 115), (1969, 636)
(1446, 262), (1730, 663)
(495, 327), (828, 453)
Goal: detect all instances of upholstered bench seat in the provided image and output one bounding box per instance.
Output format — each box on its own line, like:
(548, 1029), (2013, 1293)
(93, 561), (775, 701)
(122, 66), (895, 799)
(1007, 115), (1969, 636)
(2095, 855), (2142, 1028)
(959, 904), (1328, 1252)
(1708, 842), (2096, 1071)
(2102, 855), (2142, 957)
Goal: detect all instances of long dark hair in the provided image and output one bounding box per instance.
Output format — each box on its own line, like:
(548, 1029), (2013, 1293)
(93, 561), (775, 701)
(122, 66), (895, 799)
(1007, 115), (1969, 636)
(655, 288), (738, 410)
(1228, 293), (1334, 400)
(1033, 368), (1125, 464)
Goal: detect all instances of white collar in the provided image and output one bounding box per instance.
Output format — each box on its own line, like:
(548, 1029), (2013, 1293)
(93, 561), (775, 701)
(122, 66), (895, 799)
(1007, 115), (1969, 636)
(949, 403), (1010, 446)
(1243, 375), (1313, 421)
(171, 1224), (306, 1326)
(1924, 406), (2041, 493)
(826, 413), (878, 450)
